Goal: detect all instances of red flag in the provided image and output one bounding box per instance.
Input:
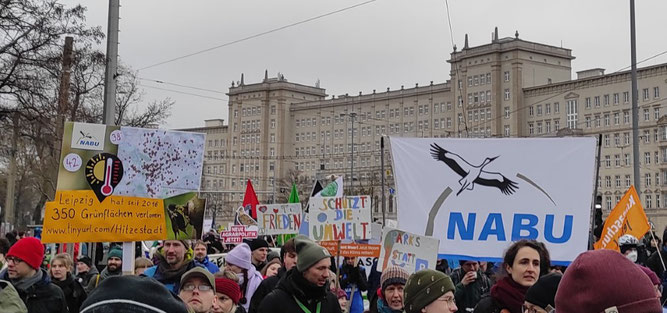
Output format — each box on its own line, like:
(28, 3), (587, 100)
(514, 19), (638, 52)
(243, 179), (260, 219)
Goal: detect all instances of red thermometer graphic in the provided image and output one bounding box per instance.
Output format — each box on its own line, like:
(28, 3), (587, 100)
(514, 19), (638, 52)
(101, 157), (114, 196)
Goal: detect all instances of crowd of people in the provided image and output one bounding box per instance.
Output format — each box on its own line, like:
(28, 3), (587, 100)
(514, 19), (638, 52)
(1, 228), (667, 313)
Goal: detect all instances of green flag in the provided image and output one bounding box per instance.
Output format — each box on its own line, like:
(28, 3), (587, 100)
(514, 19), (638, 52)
(288, 183), (300, 203)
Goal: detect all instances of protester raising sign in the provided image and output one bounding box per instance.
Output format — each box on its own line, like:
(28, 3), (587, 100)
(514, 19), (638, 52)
(594, 186), (650, 251)
(390, 137), (596, 264)
(256, 203), (302, 235)
(308, 196), (371, 241)
(377, 227), (439, 274)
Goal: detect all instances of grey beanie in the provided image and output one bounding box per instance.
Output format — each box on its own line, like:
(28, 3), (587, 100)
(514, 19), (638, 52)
(294, 235), (331, 272)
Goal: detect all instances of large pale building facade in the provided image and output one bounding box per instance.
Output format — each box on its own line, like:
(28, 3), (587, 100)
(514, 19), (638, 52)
(189, 29), (667, 231)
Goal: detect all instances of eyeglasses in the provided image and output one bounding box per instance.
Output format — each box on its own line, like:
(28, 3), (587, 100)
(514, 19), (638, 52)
(439, 297), (456, 306)
(6, 257), (24, 264)
(181, 284), (213, 292)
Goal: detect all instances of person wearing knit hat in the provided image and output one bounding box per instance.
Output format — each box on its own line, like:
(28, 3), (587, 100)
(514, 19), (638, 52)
(335, 287), (349, 313)
(523, 272), (562, 313)
(179, 267), (217, 313)
(257, 235), (341, 313)
(449, 260), (492, 313)
(403, 269), (457, 313)
(555, 249), (661, 313)
(0, 237), (69, 313)
(372, 265), (409, 313)
(249, 237), (297, 313)
(143, 240), (203, 294)
(85, 247), (123, 292)
(638, 265), (662, 299)
(81, 275), (189, 313)
(213, 277), (244, 313)
(248, 238), (269, 271)
(224, 243), (263, 312)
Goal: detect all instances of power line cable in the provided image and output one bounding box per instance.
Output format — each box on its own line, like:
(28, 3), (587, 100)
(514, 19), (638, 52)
(138, 77), (226, 94)
(138, 0), (378, 71)
(139, 83), (228, 101)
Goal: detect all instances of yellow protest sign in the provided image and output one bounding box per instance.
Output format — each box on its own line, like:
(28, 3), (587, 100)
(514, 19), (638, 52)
(42, 190), (166, 243)
(594, 186), (650, 251)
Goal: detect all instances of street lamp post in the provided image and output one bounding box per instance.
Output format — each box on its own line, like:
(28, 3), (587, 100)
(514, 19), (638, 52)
(350, 112), (357, 194)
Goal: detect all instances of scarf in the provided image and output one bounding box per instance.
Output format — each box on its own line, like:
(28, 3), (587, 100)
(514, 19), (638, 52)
(376, 298), (402, 313)
(53, 272), (83, 298)
(490, 276), (529, 313)
(154, 253), (195, 286)
(12, 268), (43, 292)
(99, 265), (121, 279)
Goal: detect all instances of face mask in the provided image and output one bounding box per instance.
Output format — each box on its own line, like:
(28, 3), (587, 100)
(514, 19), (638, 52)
(626, 250), (638, 263)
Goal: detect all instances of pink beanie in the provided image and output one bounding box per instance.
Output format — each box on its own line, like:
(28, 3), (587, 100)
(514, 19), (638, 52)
(225, 243), (252, 270)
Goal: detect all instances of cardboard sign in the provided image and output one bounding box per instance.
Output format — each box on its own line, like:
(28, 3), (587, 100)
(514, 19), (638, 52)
(44, 122), (206, 243)
(377, 227), (439, 275)
(42, 190), (166, 243)
(220, 225), (258, 244)
(320, 241), (381, 257)
(256, 203), (302, 235)
(308, 196), (371, 241)
(594, 186), (651, 251)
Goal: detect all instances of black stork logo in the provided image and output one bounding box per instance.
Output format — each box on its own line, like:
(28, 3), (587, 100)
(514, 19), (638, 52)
(429, 143), (518, 196)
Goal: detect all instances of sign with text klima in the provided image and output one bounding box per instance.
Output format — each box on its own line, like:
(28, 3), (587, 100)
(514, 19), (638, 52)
(308, 196), (371, 241)
(390, 137), (596, 264)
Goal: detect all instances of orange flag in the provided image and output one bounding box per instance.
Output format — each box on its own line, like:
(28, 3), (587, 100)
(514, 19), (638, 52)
(594, 186), (651, 251)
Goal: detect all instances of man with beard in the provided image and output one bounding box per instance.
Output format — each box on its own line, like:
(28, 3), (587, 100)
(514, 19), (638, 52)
(258, 236), (341, 313)
(143, 240), (203, 293)
(178, 267), (217, 313)
(193, 240), (220, 274)
(0, 237), (68, 313)
(86, 248), (122, 292)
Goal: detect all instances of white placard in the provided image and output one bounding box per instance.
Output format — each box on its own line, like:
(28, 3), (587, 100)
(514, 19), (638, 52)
(62, 153), (82, 172)
(390, 137), (596, 264)
(71, 122), (106, 151)
(308, 196), (371, 241)
(377, 227), (439, 274)
(256, 203), (302, 235)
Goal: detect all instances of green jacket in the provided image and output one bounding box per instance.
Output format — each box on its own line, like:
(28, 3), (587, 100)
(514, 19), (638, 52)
(451, 268), (491, 313)
(0, 280), (28, 313)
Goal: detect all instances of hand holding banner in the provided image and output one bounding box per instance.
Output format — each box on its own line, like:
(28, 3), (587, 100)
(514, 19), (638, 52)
(594, 186), (651, 251)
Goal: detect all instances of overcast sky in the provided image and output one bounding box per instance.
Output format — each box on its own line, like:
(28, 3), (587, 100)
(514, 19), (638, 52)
(62, 0), (667, 129)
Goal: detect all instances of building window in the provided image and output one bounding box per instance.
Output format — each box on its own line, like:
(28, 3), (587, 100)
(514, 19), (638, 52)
(504, 89), (510, 100)
(566, 100), (578, 129)
(504, 107), (510, 118)
(529, 106), (534, 116)
(585, 97), (591, 109)
(605, 155), (611, 168)
(645, 152), (652, 164)
(504, 71), (510, 82)
(645, 109), (650, 121)
(655, 87), (660, 99)
(604, 94), (610, 106)
(529, 123), (534, 135)
(614, 112), (620, 125)
(606, 196), (612, 210)
(545, 121), (551, 133)
(585, 116), (591, 128)
(643, 88), (650, 101)
(615, 154), (621, 167)
(271, 105), (276, 114)
(646, 173), (652, 186)
(554, 102), (560, 113)
(504, 125), (510, 137)
(604, 134), (610, 147)
(614, 93), (620, 104)
(615, 175), (621, 188)
(655, 108), (660, 120)
(604, 114), (610, 126)
(545, 103), (551, 115)
(626, 175), (631, 187)
(594, 96), (600, 107)
(605, 176), (611, 188)
(623, 91), (630, 103)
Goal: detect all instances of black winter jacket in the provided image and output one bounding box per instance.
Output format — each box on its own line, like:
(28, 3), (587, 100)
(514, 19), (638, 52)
(1, 269), (68, 313)
(53, 273), (87, 313)
(249, 266), (286, 313)
(257, 268), (342, 313)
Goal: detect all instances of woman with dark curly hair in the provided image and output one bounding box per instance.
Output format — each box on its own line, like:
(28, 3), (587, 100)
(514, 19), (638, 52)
(474, 240), (551, 313)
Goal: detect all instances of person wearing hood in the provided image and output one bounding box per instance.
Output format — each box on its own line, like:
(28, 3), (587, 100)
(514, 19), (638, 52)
(0, 237), (68, 313)
(249, 237), (297, 313)
(50, 253), (86, 313)
(74, 256), (97, 288)
(143, 240), (204, 293)
(257, 235), (341, 313)
(194, 240), (220, 274)
(0, 278), (28, 313)
(85, 248), (122, 292)
(225, 242), (263, 311)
